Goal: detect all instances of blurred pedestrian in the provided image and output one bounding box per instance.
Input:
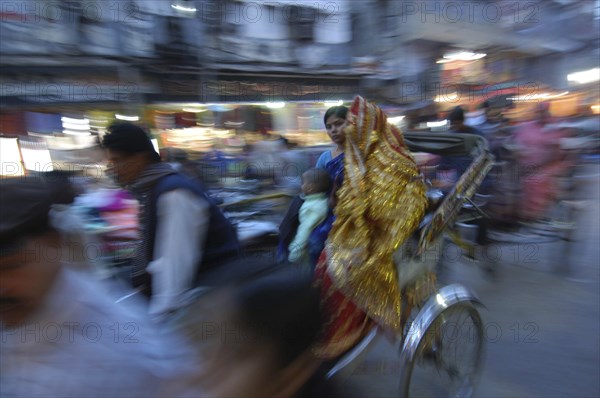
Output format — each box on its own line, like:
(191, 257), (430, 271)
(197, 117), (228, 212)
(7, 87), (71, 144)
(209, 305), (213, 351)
(448, 106), (483, 136)
(513, 102), (569, 221)
(194, 266), (324, 398)
(0, 176), (193, 397)
(102, 123), (240, 320)
(436, 106), (481, 190)
(276, 136), (306, 192)
(469, 101), (501, 137)
(245, 137), (286, 182)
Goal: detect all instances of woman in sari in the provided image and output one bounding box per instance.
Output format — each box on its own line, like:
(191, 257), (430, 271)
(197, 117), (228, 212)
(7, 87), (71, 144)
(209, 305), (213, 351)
(513, 102), (570, 221)
(306, 106), (349, 266)
(311, 96), (430, 360)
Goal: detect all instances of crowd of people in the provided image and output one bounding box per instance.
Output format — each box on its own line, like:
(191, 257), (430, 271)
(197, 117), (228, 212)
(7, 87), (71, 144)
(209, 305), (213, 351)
(438, 101), (574, 226)
(0, 95), (575, 397)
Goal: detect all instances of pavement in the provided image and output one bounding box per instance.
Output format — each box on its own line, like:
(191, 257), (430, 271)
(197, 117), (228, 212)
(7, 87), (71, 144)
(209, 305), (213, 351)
(332, 163), (600, 398)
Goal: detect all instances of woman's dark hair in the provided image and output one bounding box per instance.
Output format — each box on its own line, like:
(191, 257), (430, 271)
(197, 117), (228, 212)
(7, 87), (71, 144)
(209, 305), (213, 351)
(234, 266), (322, 366)
(323, 106), (349, 126)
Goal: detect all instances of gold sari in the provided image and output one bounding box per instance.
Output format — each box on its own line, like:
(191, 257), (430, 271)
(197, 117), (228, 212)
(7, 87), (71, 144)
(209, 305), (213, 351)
(324, 96), (428, 334)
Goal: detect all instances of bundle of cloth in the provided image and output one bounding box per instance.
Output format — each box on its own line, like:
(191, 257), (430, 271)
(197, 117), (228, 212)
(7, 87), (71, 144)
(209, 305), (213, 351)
(312, 96), (430, 359)
(71, 189), (140, 267)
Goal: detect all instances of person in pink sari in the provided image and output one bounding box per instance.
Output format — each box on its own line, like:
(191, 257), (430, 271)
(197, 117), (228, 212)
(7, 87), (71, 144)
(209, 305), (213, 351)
(513, 102), (569, 221)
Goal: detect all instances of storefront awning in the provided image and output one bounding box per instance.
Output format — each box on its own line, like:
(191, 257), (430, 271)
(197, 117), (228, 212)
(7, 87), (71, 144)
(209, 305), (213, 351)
(148, 72), (365, 103)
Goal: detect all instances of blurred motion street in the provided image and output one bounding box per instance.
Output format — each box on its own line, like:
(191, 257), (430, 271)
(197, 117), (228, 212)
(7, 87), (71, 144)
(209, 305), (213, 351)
(1, 0), (599, 397)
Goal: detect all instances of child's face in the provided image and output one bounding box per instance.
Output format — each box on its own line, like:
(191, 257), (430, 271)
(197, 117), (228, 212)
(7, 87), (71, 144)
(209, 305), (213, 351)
(301, 174), (317, 195)
(301, 178), (312, 195)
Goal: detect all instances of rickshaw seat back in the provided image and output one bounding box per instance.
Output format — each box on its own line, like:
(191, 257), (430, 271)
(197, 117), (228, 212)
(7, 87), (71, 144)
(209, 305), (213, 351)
(394, 232), (442, 291)
(393, 133), (495, 291)
(404, 134), (495, 257)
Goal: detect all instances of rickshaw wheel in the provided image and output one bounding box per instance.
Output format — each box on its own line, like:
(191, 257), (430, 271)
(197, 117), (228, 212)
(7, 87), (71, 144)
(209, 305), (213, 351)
(399, 286), (485, 398)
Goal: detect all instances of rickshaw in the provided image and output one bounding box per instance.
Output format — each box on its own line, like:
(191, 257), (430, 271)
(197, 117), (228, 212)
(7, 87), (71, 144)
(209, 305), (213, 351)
(222, 132), (495, 397)
(100, 130), (493, 397)
(461, 118), (595, 276)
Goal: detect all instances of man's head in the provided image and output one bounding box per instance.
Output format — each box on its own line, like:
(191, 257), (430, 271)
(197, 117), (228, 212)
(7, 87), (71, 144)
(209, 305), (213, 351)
(301, 168), (331, 195)
(0, 175), (76, 328)
(448, 106), (466, 131)
(102, 123), (161, 186)
(535, 102), (551, 125)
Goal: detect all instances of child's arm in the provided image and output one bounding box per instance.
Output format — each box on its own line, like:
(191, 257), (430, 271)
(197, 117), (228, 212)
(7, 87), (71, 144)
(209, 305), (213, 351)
(288, 207), (328, 263)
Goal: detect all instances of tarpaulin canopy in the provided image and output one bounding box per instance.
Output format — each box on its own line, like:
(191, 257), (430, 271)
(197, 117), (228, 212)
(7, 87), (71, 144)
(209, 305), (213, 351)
(403, 132), (488, 157)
